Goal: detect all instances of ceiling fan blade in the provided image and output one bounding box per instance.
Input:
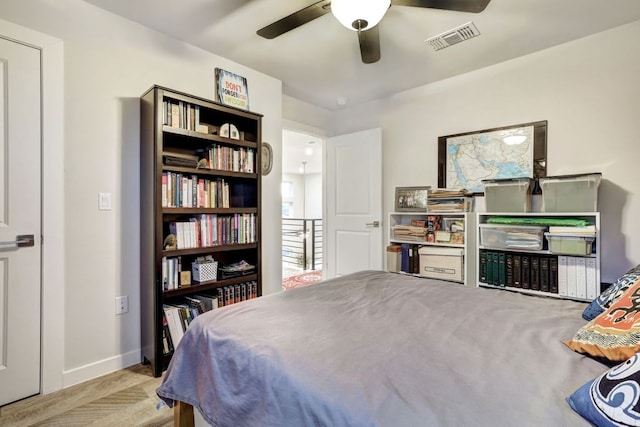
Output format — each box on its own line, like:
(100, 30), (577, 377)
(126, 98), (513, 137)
(390, 0), (490, 13)
(357, 26), (381, 64)
(257, 0), (332, 39)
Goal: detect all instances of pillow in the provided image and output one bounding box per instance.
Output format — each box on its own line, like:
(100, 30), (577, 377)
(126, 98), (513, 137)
(567, 352), (640, 426)
(583, 264), (640, 321)
(566, 276), (640, 362)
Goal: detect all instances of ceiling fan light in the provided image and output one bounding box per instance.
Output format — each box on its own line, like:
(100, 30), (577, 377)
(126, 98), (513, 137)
(331, 0), (391, 31)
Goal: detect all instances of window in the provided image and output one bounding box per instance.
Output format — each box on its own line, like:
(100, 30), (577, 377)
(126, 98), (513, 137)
(282, 181), (294, 218)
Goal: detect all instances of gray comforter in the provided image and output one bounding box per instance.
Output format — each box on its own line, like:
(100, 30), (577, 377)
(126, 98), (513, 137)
(157, 270), (604, 426)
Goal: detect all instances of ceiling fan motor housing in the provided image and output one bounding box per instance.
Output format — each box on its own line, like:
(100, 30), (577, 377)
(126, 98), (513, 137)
(332, 0), (391, 31)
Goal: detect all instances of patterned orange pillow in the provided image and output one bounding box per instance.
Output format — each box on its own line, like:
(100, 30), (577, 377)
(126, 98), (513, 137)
(565, 276), (640, 362)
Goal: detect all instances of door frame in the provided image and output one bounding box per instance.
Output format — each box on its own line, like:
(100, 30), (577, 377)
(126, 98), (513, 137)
(282, 119), (329, 276)
(1, 19), (65, 395)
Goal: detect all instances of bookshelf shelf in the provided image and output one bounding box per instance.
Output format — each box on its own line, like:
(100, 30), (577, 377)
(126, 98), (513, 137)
(476, 212), (600, 302)
(387, 212), (476, 286)
(163, 274), (259, 298)
(141, 85), (263, 377)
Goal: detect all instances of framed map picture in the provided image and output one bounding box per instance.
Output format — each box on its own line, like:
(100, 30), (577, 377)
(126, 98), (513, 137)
(215, 68), (250, 111)
(437, 121), (547, 193)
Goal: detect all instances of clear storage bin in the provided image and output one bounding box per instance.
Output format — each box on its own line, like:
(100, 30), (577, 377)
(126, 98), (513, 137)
(482, 178), (533, 212)
(479, 224), (546, 250)
(545, 233), (595, 256)
(539, 173), (601, 212)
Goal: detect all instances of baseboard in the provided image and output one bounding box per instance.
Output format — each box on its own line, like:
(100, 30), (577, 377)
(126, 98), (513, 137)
(61, 349), (141, 389)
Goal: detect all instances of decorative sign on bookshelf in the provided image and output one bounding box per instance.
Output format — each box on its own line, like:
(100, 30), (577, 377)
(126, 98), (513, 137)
(215, 68), (250, 111)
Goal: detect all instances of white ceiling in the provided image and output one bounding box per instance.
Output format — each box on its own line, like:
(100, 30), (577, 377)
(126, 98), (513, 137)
(81, 0), (640, 177)
(282, 129), (323, 175)
(83, 0), (640, 112)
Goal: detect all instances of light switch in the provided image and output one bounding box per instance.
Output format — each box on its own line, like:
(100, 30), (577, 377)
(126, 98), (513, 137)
(99, 192), (112, 211)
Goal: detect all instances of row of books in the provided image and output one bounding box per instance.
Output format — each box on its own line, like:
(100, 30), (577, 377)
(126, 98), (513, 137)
(162, 294), (218, 354)
(399, 243), (421, 274)
(162, 172), (230, 209)
(167, 213), (256, 249)
(162, 281), (259, 354)
(162, 256), (183, 290)
(197, 144), (255, 174)
(479, 250), (598, 299)
(163, 100), (201, 132)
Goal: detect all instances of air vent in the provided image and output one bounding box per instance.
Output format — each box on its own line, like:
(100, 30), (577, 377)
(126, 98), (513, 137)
(425, 22), (480, 51)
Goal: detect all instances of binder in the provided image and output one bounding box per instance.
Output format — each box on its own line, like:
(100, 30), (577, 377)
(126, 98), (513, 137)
(567, 256), (577, 298)
(558, 256), (568, 296)
(576, 257), (587, 299)
(491, 252), (499, 286)
(486, 251), (494, 285)
(586, 257), (598, 300)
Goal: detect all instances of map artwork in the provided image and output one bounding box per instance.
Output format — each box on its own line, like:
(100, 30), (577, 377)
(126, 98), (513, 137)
(446, 125), (534, 192)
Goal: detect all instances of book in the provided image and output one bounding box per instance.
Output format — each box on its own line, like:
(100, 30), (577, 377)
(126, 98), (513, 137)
(479, 250), (488, 283)
(498, 252), (506, 287)
(540, 257), (550, 292)
(505, 253), (513, 287)
(521, 256), (530, 289)
(163, 305), (184, 348)
(530, 256), (540, 291)
(550, 257), (559, 294)
(513, 255), (522, 288)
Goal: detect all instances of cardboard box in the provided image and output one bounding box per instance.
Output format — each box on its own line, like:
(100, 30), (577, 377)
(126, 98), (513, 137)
(418, 246), (464, 282)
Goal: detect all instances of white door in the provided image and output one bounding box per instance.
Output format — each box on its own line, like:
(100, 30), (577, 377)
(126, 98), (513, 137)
(0, 37), (42, 406)
(325, 128), (382, 278)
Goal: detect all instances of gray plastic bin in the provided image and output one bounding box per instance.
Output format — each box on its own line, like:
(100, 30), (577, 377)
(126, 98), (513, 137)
(540, 173), (601, 212)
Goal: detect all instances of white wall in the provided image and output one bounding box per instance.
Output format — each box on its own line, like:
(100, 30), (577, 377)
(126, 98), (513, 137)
(324, 20), (640, 283)
(0, 0), (283, 387)
(282, 173), (305, 218)
(281, 173), (322, 219)
(305, 173), (323, 219)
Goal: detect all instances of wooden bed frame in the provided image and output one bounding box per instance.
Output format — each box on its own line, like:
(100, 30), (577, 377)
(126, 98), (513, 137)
(174, 401), (194, 427)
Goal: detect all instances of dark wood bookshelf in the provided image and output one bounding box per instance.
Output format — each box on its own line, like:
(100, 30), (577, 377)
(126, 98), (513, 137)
(140, 85), (263, 377)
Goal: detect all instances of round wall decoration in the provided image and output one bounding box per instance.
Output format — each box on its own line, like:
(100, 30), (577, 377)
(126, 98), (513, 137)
(261, 142), (273, 175)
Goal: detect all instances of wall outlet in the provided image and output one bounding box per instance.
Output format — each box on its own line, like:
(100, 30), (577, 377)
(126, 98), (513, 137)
(115, 295), (128, 315)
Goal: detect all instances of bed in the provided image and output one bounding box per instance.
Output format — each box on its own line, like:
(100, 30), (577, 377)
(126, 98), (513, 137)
(157, 270), (608, 426)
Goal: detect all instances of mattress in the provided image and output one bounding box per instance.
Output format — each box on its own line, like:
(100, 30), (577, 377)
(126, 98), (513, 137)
(157, 270), (603, 426)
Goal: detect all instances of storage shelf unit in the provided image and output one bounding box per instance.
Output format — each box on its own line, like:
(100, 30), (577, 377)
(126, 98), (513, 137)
(140, 85), (262, 377)
(388, 212), (476, 285)
(476, 212), (600, 302)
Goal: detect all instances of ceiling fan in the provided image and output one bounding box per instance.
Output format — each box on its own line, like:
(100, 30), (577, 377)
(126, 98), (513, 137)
(257, 0), (491, 64)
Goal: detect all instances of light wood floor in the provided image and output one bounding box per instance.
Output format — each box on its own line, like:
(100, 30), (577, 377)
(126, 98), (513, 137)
(0, 364), (173, 427)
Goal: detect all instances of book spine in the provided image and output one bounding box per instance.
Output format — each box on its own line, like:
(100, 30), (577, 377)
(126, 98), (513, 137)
(479, 250), (487, 283)
(505, 253), (513, 287)
(549, 256), (559, 294)
(540, 256), (550, 292)
(521, 256), (530, 289)
(530, 256), (540, 291)
(498, 252), (506, 287)
(513, 254), (521, 288)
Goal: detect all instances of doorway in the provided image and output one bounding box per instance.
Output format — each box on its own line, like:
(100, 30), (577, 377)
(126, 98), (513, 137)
(281, 129), (324, 289)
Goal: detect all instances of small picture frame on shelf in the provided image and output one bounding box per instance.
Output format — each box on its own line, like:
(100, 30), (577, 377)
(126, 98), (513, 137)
(395, 186), (430, 212)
